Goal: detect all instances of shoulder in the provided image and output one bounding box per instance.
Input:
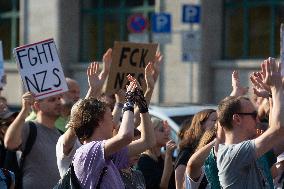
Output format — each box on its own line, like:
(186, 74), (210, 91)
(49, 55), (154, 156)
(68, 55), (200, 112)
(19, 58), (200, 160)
(76, 140), (104, 154)
(137, 154), (156, 167)
(218, 140), (254, 154)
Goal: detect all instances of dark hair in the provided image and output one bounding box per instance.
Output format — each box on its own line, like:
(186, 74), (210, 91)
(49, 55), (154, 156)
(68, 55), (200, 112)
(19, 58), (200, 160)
(217, 96), (249, 130)
(179, 109), (216, 151)
(178, 118), (192, 140)
(69, 98), (108, 142)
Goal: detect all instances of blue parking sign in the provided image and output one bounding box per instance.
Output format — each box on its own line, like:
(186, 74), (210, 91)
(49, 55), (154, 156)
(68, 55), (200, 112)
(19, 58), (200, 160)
(182, 5), (201, 23)
(151, 13), (171, 33)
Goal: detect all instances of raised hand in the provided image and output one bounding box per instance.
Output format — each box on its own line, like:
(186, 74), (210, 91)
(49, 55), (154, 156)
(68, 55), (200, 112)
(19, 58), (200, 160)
(152, 51), (163, 83)
(115, 89), (126, 104)
(262, 57), (282, 89)
(165, 140), (177, 156)
(85, 62), (105, 98)
(125, 75), (138, 103)
(102, 48), (112, 78)
(250, 71), (271, 98)
(145, 62), (155, 90)
(230, 70), (248, 96)
(123, 75), (138, 113)
(22, 92), (35, 114)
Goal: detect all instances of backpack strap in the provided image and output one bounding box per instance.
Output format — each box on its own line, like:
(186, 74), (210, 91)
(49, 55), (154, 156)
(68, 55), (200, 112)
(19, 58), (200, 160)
(15, 121), (37, 189)
(70, 163), (81, 188)
(96, 167), (107, 189)
(20, 121), (37, 164)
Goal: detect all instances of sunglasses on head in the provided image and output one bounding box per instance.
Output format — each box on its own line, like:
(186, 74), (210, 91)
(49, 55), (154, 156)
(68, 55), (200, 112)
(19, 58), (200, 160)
(236, 111), (258, 119)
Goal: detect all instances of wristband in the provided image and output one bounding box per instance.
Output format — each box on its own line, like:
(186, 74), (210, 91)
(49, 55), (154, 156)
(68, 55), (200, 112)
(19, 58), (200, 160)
(123, 102), (134, 113)
(135, 88), (148, 113)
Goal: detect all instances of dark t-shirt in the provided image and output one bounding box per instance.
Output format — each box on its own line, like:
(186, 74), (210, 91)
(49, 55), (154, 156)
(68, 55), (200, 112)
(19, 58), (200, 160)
(174, 147), (194, 169)
(136, 154), (176, 189)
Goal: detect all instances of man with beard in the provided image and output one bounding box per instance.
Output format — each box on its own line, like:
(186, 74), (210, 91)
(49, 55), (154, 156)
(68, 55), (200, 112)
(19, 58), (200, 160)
(4, 93), (62, 189)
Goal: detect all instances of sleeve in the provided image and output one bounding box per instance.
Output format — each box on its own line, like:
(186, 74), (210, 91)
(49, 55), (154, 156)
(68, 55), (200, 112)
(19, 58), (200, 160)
(185, 167), (205, 189)
(56, 136), (80, 160)
(136, 155), (162, 189)
(231, 140), (256, 167)
(110, 146), (129, 170)
(73, 141), (106, 187)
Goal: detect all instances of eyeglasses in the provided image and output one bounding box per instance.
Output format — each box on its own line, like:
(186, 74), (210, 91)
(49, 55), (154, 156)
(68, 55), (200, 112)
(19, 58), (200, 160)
(236, 111), (258, 119)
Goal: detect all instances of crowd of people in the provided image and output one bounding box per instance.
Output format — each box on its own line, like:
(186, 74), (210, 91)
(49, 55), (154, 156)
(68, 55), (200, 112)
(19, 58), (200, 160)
(0, 47), (283, 189)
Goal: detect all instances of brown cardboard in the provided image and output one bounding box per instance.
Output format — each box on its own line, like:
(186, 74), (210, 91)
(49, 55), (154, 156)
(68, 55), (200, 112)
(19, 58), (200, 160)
(104, 41), (158, 94)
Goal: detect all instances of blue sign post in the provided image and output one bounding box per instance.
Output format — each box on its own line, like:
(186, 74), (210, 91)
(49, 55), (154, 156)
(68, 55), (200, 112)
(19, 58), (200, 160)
(151, 13), (171, 33)
(182, 5), (201, 23)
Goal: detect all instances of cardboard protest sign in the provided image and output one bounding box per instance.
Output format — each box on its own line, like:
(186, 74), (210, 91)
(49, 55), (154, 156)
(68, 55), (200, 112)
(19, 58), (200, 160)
(13, 38), (68, 99)
(0, 41), (5, 88)
(281, 23), (284, 76)
(104, 41), (158, 94)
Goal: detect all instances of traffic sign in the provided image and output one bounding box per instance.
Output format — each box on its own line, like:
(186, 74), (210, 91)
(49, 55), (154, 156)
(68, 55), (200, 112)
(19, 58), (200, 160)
(127, 14), (148, 33)
(182, 5), (201, 23)
(151, 13), (171, 33)
(181, 30), (201, 62)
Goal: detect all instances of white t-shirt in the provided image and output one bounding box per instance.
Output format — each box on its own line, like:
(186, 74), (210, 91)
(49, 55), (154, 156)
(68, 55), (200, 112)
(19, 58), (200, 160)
(56, 135), (82, 177)
(186, 167), (210, 189)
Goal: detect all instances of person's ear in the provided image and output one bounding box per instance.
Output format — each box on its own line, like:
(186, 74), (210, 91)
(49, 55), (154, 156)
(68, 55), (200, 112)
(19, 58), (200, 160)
(232, 114), (241, 125)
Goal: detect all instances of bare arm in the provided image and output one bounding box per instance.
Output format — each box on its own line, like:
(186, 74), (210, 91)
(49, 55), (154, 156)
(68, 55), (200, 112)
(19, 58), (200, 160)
(112, 90), (125, 128)
(61, 58), (112, 155)
(61, 127), (77, 155)
(186, 140), (215, 180)
(104, 75), (136, 157)
(134, 53), (163, 127)
(255, 58), (284, 158)
(4, 92), (34, 150)
(175, 165), (186, 189)
(128, 112), (156, 156)
(128, 78), (156, 156)
(230, 70), (248, 97)
(85, 49), (111, 99)
(160, 140), (176, 189)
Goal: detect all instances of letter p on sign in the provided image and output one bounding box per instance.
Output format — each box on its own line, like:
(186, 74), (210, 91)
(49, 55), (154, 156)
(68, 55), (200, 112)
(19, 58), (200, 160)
(151, 13), (171, 33)
(182, 5), (201, 23)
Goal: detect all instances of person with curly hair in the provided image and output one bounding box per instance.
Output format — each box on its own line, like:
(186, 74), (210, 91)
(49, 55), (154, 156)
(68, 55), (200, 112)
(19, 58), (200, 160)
(70, 75), (154, 189)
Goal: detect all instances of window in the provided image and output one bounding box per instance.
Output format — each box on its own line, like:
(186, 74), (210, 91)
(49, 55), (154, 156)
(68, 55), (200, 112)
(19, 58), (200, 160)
(223, 0), (284, 59)
(0, 0), (19, 60)
(80, 0), (155, 62)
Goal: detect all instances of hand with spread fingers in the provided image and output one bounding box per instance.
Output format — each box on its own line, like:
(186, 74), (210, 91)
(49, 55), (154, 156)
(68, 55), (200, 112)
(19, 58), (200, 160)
(262, 57), (282, 89)
(250, 70), (271, 98)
